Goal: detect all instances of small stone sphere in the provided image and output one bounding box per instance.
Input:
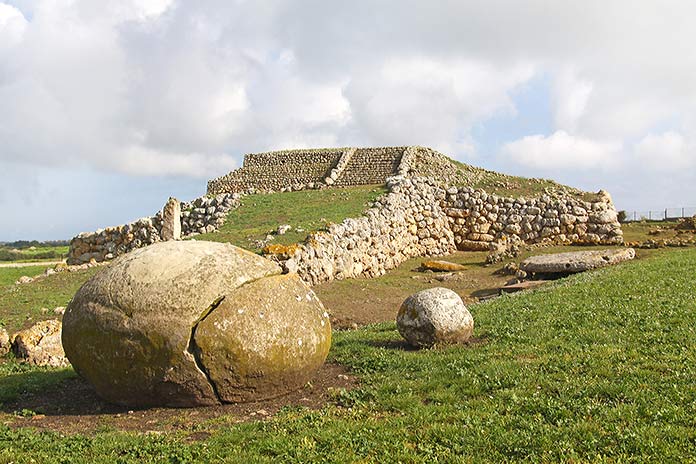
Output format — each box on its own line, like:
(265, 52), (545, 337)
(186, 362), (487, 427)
(396, 287), (474, 347)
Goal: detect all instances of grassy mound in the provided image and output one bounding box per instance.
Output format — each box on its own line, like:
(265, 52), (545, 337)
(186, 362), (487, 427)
(1, 248), (695, 461)
(194, 185), (386, 253)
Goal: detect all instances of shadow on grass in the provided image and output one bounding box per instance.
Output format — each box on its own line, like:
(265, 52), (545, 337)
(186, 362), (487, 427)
(361, 339), (419, 351)
(0, 368), (127, 416)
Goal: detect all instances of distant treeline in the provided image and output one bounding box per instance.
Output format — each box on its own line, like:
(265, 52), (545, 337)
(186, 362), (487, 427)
(0, 240), (69, 261)
(0, 240), (69, 248)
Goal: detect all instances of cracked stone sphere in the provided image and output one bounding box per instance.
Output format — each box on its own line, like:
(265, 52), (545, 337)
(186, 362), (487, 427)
(61, 240), (332, 408)
(396, 287), (473, 348)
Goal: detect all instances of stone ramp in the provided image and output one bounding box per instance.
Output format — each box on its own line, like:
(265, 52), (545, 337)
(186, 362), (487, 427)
(333, 147), (405, 186)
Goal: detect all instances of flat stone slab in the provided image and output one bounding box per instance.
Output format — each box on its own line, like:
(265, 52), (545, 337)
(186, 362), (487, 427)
(421, 260), (467, 272)
(520, 248), (636, 274)
(500, 280), (549, 294)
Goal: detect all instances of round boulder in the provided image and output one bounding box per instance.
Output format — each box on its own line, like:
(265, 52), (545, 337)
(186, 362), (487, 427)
(62, 240), (331, 407)
(397, 287), (473, 347)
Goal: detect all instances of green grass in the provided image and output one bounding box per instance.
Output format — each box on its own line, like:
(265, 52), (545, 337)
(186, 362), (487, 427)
(194, 185), (386, 252)
(2, 248), (696, 461)
(0, 245), (68, 263)
(0, 266), (99, 333)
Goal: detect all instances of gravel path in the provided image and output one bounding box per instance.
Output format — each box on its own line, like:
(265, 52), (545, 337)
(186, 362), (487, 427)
(0, 260), (63, 269)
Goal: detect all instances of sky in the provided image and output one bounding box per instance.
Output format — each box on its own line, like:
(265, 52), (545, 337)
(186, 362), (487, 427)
(1, 0), (695, 241)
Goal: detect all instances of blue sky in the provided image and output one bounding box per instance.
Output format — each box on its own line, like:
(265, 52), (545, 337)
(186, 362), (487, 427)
(1, 1), (695, 240)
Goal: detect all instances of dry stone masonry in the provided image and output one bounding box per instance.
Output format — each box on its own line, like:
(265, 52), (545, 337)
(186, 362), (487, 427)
(69, 146), (623, 280)
(67, 193), (240, 265)
(267, 175), (623, 285)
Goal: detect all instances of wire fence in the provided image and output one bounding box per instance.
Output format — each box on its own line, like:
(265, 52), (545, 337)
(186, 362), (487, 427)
(622, 207), (696, 222)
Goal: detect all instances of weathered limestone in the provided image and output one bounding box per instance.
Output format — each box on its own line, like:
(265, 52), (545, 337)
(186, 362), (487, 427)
(520, 248), (636, 274)
(0, 327), (10, 356)
(265, 176), (623, 286)
(62, 240), (331, 408)
(160, 197), (181, 241)
(12, 320), (69, 367)
(421, 260), (467, 272)
(397, 287), (474, 347)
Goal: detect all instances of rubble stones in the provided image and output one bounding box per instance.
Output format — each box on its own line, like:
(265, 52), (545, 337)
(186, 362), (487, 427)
(421, 260), (467, 272)
(0, 327), (9, 356)
(67, 193), (240, 265)
(397, 287), (474, 347)
(12, 319), (69, 367)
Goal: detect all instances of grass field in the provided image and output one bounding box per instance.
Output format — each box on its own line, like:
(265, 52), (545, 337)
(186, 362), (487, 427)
(1, 248), (695, 461)
(1, 188), (694, 461)
(194, 185), (386, 253)
(0, 265), (100, 333)
(0, 245), (68, 263)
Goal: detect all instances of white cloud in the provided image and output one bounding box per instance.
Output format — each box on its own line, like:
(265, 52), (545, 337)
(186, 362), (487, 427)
(0, 2), (26, 49)
(501, 131), (622, 170)
(634, 131), (695, 170)
(552, 67), (593, 132)
(2, 0), (696, 237)
(343, 57), (534, 156)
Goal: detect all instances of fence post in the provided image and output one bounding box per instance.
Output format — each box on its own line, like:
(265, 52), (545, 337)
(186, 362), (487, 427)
(634, 211), (636, 221)
(649, 211), (652, 220)
(683, 207), (685, 218)
(665, 209), (668, 220)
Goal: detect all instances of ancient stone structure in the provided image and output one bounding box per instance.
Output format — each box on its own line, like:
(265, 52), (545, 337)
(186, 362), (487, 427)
(67, 193), (240, 265)
(62, 241), (331, 407)
(69, 146), (624, 279)
(206, 145), (492, 194)
(160, 197), (181, 241)
(268, 176), (624, 285)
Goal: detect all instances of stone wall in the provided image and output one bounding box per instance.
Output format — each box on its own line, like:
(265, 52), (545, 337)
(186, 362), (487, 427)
(207, 149), (344, 194)
(267, 176), (623, 285)
(207, 146), (418, 194)
(67, 193), (240, 265)
(444, 187), (623, 251)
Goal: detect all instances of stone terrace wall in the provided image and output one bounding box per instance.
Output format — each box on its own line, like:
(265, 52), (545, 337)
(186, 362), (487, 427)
(67, 194), (240, 265)
(207, 149), (344, 194)
(444, 187), (623, 251)
(268, 176), (623, 285)
(207, 146), (423, 194)
(282, 177), (455, 285)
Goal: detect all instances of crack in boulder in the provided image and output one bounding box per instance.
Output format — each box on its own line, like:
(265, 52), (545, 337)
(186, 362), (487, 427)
(187, 295), (225, 403)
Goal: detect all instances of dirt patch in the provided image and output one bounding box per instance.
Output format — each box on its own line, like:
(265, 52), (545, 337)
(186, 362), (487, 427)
(1, 363), (357, 436)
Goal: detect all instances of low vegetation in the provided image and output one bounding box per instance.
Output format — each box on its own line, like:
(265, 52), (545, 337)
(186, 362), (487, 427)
(0, 265), (99, 333)
(2, 187), (695, 461)
(1, 248), (695, 461)
(0, 242), (69, 263)
(195, 185), (386, 252)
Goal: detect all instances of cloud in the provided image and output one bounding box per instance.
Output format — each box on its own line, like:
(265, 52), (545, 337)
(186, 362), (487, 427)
(0, 2), (26, 49)
(551, 67), (593, 132)
(1, 0), (696, 238)
(634, 131), (695, 170)
(501, 131), (622, 170)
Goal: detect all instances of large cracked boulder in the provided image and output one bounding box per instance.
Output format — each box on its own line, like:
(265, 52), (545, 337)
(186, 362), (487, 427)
(397, 287), (474, 348)
(520, 248), (635, 274)
(62, 240), (331, 408)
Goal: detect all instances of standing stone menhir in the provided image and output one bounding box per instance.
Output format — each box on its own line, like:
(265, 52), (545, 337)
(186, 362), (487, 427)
(61, 240), (332, 407)
(160, 196), (181, 241)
